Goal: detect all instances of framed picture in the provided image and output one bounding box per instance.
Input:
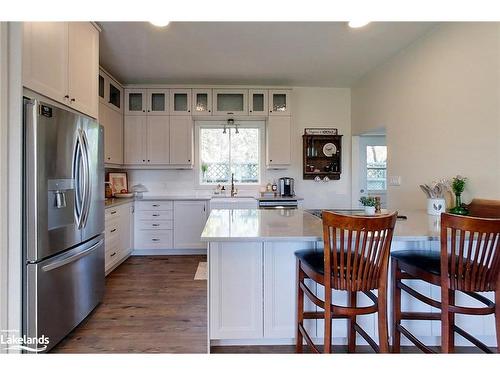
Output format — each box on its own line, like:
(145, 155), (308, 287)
(108, 172), (128, 194)
(304, 128), (338, 135)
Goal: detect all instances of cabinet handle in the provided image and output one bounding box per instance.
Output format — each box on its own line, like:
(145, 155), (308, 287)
(110, 210), (117, 215)
(208, 110), (211, 113)
(152, 238), (160, 242)
(188, 159), (191, 163)
(107, 157), (111, 160)
(269, 159), (273, 162)
(142, 159), (146, 162)
(152, 204), (160, 207)
(110, 228), (117, 233)
(64, 95), (70, 99)
(148, 159), (151, 162)
(148, 110), (150, 112)
(110, 252), (117, 257)
(71, 98), (76, 102)
(152, 224), (160, 227)
(269, 110), (272, 113)
(142, 110), (145, 112)
(152, 214), (160, 217)
(188, 110), (191, 113)
(249, 110), (252, 112)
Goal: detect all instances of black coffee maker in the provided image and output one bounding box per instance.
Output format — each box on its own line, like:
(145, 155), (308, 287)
(279, 177), (295, 197)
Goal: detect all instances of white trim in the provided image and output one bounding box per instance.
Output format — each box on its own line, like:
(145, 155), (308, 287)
(0, 22), (8, 343)
(194, 120), (266, 189)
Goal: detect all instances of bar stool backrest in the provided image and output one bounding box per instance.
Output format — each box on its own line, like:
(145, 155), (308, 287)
(440, 213), (500, 292)
(467, 199), (500, 219)
(322, 211), (397, 292)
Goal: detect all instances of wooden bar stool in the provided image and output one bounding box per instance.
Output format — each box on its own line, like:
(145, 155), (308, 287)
(295, 211), (397, 353)
(391, 213), (500, 353)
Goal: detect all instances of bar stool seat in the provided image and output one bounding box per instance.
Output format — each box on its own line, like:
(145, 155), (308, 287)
(391, 250), (441, 276)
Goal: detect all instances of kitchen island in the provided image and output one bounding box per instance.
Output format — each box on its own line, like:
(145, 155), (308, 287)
(201, 209), (496, 350)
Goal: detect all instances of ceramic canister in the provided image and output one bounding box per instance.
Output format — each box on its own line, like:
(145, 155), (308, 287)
(427, 198), (446, 216)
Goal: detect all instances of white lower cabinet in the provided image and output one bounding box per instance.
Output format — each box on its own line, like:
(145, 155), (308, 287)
(173, 201), (208, 249)
(209, 242), (263, 339)
(104, 203), (133, 275)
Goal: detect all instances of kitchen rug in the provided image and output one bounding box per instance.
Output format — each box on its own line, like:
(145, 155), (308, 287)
(194, 262), (207, 280)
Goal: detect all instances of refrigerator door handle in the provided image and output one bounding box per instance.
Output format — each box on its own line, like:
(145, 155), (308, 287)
(72, 131), (84, 228)
(80, 129), (92, 228)
(41, 239), (104, 272)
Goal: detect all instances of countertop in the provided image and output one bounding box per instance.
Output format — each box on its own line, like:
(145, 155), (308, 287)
(200, 208), (441, 242)
(104, 193), (212, 208)
(105, 197), (135, 208)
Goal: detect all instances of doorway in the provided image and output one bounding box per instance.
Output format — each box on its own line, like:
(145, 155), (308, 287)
(352, 134), (387, 209)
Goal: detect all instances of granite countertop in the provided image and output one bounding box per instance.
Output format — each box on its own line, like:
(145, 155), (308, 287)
(105, 197), (135, 208)
(200, 208), (441, 242)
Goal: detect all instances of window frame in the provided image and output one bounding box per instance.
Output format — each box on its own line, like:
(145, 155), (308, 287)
(365, 145), (387, 194)
(194, 120), (265, 189)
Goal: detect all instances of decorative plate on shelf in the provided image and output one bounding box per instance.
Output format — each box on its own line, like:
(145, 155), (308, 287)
(322, 143), (337, 157)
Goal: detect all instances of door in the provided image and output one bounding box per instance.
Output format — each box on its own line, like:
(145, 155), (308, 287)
(25, 234), (104, 352)
(269, 90), (291, 116)
(23, 22), (69, 105)
(173, 201), (207, 249)
(99, 103), (123, 164)
(249, 90), (268, 116)
(80, 118), (105, 242)
(170, 89), (191, 115)
(25, 99), (82, 262)
(192, 89), (212, 116)
(213, 89), (248, 116)
(352, 135), (387, 208)
(266, 116), (291, 166)
(125, 89), (147, 115)
(169, 116), (193, 165)
(147, 116), (170, 164)
(68, 22), (99, 118)
(147, 89), (169, 116)
(124, 115), (147, 164)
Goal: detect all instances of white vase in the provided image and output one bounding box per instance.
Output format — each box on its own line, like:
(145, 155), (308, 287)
(427, 198), (446, 216)
(364, 206), (376, 215)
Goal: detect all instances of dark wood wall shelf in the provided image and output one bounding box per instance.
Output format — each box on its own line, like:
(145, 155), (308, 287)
(302, 133), (342, 180)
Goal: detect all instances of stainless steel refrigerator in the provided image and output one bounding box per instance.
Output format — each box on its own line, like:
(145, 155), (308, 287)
(23, 97), (105, 352)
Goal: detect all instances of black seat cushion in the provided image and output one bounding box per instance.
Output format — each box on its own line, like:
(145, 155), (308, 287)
(391, 250), (441, 275)
(295, 250), (324, 274)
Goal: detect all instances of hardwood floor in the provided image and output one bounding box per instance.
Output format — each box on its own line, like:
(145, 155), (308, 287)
(51, 255), (207, 354)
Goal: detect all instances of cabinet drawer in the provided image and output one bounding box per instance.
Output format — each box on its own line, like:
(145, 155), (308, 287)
(137, 220), (173, 230)
(105, 205), (126, 219)
(105, 246), (120, 267)
(136, 201), (173, 211)
(137, 210), (173, 221)
(135, 230), (173, 249)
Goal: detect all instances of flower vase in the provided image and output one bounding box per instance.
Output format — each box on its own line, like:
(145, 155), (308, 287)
(449, 193), (469, 215)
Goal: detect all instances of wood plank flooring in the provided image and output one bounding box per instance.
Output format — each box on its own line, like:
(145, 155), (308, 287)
(51, 255), (207, 354)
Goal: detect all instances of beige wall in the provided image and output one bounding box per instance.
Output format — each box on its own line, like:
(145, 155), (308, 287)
(352, 22), (500, 210)
(129, 87), (352, 209)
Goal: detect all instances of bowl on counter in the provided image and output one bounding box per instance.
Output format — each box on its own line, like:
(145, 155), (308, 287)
(114, 193), (134, 198)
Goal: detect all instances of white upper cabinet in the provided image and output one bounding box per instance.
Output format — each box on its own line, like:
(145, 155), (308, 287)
(147, 89), (169, 116)
(23, 22), (99, 119)
(99, 70), (123, 113)
(170, 89), (192, 115)
(67, 22), (99, 118)
(124, 115), (147, 164)
(192, 89), (212, 116)
(125, 89), (147, 115)
(249, 90), (268, 116)
(99, 103), (123, 165)
(169, 116), (193, 165)
(23, 22), (69, 105)
(266, 116), (291, 167)
(213, 89), (248, 116)
(147, 116), (170, 164)
(269, 89), (291, 116)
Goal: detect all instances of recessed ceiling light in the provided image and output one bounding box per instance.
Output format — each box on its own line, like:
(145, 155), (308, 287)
(150, 20), (170, 28)
(348, 21), (370, 28)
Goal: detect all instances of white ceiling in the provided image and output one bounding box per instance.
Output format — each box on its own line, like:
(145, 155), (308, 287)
(99, 22), (436, 87)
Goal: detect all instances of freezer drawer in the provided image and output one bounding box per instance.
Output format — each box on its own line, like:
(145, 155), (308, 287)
(25, 234), (104, 352)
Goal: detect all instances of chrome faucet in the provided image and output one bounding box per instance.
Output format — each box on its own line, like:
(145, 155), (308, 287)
(231, 173), (237, 197)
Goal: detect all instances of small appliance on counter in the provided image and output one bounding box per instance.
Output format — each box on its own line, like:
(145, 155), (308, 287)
(279, 177), (295, 197)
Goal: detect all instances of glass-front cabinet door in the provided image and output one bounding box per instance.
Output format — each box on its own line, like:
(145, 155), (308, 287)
(147, 89), (169, 115)
(248, 89), (268, 116)
(269, 89), (291, 116)
(170, 89), (192, 115)
(108, 81), (122, 112)
(192, 89), (212, 116)
(213, 89), (248, 116)
(98, 74), (105, 102)
(125, 89), (147, 115)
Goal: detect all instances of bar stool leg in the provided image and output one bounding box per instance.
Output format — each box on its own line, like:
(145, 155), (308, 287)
(391, 259), (401, 353)
(378, 285), (390, 353)
(324, 286), (332, 353)
(441, 288), (454, 353)
(449, 290), (455, 353)
(296, 259), (304, 353)
(347, 292), (357, 353)
(495, 290), (500, 354)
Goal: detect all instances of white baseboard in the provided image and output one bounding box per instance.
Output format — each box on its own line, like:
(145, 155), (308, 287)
(131, 248), (207, 256)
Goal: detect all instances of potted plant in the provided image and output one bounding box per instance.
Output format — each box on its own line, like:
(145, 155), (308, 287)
(359, 196), (377, 215)
(448, 175), (469, 215)
(201, 163), (208, 180)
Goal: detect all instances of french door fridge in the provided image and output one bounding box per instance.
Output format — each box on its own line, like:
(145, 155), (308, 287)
(23, 96), (105, 352)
